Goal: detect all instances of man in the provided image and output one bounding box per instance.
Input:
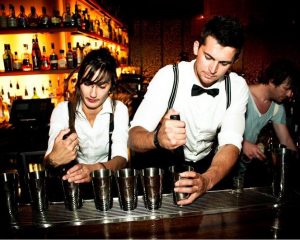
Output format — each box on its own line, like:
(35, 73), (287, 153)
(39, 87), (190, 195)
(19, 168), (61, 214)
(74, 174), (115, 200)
(237, 59), (298, 185)
(128, 15), (249, 205)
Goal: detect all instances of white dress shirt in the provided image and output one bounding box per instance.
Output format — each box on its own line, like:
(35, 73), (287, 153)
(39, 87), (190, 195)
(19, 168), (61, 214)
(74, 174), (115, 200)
(130, 59), (249, 162)
(45, 98), (129, 164)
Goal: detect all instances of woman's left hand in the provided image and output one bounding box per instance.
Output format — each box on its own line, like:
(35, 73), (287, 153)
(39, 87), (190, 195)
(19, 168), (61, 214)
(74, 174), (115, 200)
(62, 163), (93, 183)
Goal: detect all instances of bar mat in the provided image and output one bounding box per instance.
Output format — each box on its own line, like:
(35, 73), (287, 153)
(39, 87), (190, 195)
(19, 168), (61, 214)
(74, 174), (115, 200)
(11, 187), (277, 229)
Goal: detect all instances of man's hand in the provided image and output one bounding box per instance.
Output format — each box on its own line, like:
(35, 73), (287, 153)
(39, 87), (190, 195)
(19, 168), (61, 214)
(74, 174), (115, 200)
(174, 170), (210, 206)
(243, 140), (266, 161)
(157, 108), (186, 150)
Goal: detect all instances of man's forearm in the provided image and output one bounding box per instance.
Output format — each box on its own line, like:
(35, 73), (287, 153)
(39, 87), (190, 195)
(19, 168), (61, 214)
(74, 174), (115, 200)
(128, 126), (156, 152)
(202, 144), (239, 190)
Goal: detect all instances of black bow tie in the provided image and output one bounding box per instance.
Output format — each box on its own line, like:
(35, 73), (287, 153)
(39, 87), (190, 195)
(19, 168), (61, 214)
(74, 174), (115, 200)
(191, 84), (219, 97)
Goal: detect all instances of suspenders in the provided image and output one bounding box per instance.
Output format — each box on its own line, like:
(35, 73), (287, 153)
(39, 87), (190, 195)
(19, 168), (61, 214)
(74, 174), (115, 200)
(108, 113), (114, 161)
(168, 63), (231, 110)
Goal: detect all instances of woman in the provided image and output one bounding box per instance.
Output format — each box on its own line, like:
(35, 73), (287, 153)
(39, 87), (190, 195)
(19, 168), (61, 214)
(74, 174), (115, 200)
(44, 48), (129, 183)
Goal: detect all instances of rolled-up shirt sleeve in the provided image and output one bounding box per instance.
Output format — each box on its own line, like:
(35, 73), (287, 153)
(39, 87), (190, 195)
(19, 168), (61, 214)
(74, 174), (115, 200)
(218, 74), (249, 151)
(111, 101), (129, 161)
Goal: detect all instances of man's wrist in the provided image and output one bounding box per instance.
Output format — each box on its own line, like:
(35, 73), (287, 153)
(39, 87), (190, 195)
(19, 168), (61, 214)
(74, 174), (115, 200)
(47, 155), (59, 168)
(153, 127), (162, 149)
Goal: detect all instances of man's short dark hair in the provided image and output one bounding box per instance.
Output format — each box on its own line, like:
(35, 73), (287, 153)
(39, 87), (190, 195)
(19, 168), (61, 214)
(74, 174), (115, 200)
(199, 15), (244, 61)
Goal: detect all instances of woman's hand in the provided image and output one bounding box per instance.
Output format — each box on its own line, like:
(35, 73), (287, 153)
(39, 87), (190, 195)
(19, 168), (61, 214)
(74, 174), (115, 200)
(62, 162), (107, 183)
(48, 129), (79, 167)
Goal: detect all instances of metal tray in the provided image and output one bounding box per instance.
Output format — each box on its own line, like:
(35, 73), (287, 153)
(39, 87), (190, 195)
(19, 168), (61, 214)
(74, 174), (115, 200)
(10, 187), (277, 229)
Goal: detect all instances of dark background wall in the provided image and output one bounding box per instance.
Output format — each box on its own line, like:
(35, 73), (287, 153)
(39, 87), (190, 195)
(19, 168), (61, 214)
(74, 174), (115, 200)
(99, 0), (300, 83)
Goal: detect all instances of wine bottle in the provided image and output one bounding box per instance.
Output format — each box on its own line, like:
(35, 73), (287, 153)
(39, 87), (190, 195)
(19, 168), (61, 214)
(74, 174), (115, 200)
(28, 6), (39, 28)
(7, 4), (17, 28)
(49, 43), (58, 70)
(3, 44), (13, 71)
(39, 6), (51, 28)
(66, 42), (74, 69)
(17, 5), (27, 28)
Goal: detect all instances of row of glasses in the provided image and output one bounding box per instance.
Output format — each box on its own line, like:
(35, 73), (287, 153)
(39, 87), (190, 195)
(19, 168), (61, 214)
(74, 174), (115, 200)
(0, 165), (195, 219)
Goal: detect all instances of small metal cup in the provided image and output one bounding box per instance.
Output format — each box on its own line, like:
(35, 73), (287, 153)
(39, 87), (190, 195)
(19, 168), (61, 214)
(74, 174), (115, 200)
(91, 168), (113, 211)
(140, 167), (164, 210)
(28, 170), (48, 212)
(169, 165), (194, 205)
(115, 168), (138, 211)
(272, 145), (292, 202)
(62, 180), (83, 211)
(0, 171), (18, 220)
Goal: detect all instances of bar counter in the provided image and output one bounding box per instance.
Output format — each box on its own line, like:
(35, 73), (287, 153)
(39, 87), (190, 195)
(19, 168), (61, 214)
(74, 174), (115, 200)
(3, 187), (300, 238)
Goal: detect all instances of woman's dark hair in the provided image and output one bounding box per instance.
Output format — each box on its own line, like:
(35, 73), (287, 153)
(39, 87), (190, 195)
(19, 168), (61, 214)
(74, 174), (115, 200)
(199, 15), (244, 61)
(65, 47), (118, 130)
(259, 59), (297, 87)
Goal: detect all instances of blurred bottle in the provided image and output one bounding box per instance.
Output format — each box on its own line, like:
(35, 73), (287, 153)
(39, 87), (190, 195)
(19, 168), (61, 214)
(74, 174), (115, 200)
(58, 49), (67, 69)
(28, 6), (39, 28)
(0, 4), (7, 28)
(13, 51), (22, 71)
(83, 42), (91, 57)
(76, 42), (82, 66)
(81, 8), (90, 31)
(3, 44), (13, 72)
(7, 4), (17, 28)
(40, 46), (50, 70)
(62, 2), (74, 27)
(39, 6), (51, 28)
(72, 4), (82, 28)
(32, 87), (40, 99)
(66, 42), (75, 69)
(21, 44), (32, 71)
(49, 43), (58, 70)
(51, 9), (62, 27)
(32, 35), (42, 70)
(17, 5), (27, 28)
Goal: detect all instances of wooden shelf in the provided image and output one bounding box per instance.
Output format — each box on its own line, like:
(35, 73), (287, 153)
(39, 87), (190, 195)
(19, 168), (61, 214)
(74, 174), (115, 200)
(0, 27), (78, 35)
(0, 69), (73, 77)
(0, 27), (128, 50)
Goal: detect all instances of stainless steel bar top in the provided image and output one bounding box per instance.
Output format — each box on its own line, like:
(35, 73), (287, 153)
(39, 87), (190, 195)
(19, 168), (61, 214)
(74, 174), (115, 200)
(9, 187), (279, 229)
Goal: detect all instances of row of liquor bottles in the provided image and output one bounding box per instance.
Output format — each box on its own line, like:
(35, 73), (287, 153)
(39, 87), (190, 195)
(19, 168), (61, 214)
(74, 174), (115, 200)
(0, 3), (128, 46)
(2, 34), (117, 72)
(0, 77), (66, 123)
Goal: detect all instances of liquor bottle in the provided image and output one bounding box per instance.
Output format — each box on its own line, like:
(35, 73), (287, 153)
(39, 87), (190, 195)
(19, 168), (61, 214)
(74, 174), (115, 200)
(13, 51), (22, 71)
(0, 4), (7, 28)
(32, 87), (40, 99)
(51, 9), (62, 27)
(7, 4), (17, 28)
(66, 42), (74, 69)
(40, 46), (50, 70)
(58, 49), (67, 69)
(3, 44), (13, 71)
(76, 42), (82, 66)
(72, 4), (82, 28)
(82, 42), (90, 57)
(17, 5), (27, 28)
(28, 6), (39, 28)
(81, 9), (90, 31)
(170, 114), (185, 168)
(49, 43), (58, 70)
(62, 2), (74, 27)
(21, 44), (32, 71)
(39, 6), (51, 28)
(32, 35), (42, 70)
(72, 47), (77, 67)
